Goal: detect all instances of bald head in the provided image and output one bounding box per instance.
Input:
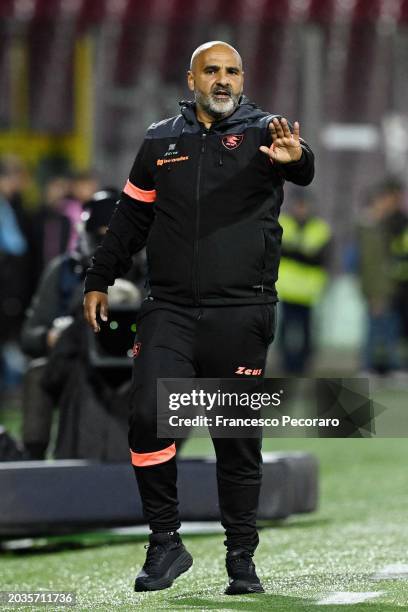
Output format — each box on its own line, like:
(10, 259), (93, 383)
(190, 41), (242, 72)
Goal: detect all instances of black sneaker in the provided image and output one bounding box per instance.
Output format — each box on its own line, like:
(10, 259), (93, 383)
(225, 548), (265, 595)
(134, 532), (193, 592)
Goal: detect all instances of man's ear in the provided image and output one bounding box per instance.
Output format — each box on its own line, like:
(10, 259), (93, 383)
(187, 70), (195, 92)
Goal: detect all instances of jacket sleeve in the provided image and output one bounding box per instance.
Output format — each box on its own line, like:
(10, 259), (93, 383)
(84, 136), (156, 294)
(278, 139), (315, 186)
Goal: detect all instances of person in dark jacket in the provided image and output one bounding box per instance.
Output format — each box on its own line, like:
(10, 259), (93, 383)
(21, 189), (122, 459)
(83, 41), (314, 595)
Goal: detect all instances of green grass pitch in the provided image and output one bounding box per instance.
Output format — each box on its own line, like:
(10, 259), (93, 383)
(1, 435), (408, 611)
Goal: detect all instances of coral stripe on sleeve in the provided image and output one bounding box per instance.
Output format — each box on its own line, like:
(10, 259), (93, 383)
(123, 179), (156, 202)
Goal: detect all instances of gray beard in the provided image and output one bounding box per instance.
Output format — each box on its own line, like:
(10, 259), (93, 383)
(195, 90), (240, 120)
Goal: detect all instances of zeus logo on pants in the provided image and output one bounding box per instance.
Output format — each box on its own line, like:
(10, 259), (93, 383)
(235, 366), (263, 376)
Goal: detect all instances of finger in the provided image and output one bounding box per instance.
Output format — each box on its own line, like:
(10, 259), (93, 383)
(273, 117), (284, 139)
(90, 306), (100, 333)
(84, 298), (100, 333)
(100, 299), (109, 322)
(268, 121), (278, 142)
(280, 117), (292, 139)
(292, 121), (300, 140)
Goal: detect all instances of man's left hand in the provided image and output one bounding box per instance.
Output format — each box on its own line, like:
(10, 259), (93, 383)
(259, 117), (302, 164)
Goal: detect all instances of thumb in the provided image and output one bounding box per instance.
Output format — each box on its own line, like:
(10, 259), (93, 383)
(259, 144), (277, 157)
(259, 145), (273, 157)
(259, 145), (276, 162)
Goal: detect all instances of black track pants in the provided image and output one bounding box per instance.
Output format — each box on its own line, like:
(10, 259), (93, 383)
(128, 297), (276, 553)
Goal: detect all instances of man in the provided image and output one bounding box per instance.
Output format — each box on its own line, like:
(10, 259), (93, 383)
(277, 193), (331, 374)
(84, 41), (314, 595)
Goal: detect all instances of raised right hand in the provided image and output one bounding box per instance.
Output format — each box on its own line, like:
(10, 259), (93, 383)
(83, 291), (109, 333)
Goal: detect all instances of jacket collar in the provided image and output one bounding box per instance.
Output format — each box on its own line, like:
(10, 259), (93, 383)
(179, 96), (266, 132)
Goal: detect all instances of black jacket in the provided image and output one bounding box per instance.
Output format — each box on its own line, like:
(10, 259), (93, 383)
(85, 97), (314, 305)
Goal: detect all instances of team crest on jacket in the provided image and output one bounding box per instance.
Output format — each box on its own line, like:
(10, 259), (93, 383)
(222, 134), (244, 150)
(132, 342), (142, 358)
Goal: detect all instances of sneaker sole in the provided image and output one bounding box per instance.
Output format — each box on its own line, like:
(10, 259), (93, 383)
(225, 580), (265, 595)
(134, 550), (193, 592)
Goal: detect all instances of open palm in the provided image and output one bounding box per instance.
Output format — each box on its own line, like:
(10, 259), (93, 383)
(259, 117), (302, 164)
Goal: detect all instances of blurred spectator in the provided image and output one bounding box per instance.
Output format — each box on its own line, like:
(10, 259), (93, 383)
(62, 170), (100, 251)
(0, 158), (29, 393)
(20, 188), (120, 459)
(30, 175), (72, 288)
(0, 155), (31, 242)
(277, 193), (332, 374)
(357, 178), (408, 374)
(0, 160), (27, 256)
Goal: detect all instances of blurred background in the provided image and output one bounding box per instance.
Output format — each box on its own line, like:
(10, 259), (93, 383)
(1, 0), (408, 460)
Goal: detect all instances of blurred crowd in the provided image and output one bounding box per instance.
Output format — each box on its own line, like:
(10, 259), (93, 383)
(278, 180), (408, 378)
(0, 153), (407, 460)
(0, 154), (146, 460)
(0, 156), (99, 390)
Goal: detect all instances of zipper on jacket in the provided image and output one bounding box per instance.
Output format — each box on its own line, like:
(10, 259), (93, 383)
(253, 229), (266, 295)
(193, 131), (207, 305)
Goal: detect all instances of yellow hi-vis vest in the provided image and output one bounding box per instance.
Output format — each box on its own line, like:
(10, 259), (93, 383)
(277, 214), (331, 306)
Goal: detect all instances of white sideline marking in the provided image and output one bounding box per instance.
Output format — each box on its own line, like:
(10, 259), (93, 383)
(317, 592), (383, 605)
(372, 563), (408, 581)
(109, 521), (223, 536)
